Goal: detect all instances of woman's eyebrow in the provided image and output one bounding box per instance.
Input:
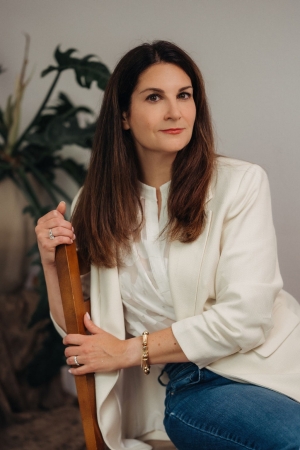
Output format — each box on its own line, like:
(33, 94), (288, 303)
(138, 87), (164, 94)
(178, 85), (193, 92)
(138, 85), (193, 94)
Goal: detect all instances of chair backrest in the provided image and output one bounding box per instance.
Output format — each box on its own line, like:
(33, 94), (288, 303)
(56, 242), (105, 450)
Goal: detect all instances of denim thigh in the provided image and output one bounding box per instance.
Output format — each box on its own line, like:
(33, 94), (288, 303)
(160, 363), (300, 450)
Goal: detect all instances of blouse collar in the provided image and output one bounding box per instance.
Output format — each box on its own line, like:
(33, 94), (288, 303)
(139, 180), (171, 202)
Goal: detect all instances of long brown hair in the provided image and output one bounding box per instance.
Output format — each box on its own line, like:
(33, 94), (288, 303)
(72, 41), (216, 268)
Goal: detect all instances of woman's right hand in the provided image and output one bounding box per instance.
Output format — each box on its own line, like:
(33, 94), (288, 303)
(35, 201), (76, 267)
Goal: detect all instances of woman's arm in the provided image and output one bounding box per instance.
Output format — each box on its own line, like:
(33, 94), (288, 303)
(43, 264), (66, 331)
(64, 314), (188, 375)
(35, 200), (187, 373)
(171, 164), (282, 366)
(35, 201), (75, 331)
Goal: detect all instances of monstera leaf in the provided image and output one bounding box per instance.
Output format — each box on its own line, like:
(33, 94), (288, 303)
(56, 157), (87, 185)
(31, 92), (79, 135)
(25, 92), (95, 151)
(47, 92), (85, 116)
(27, 110), (95, 151)
(42, 46), (110, 90)
(0, 43), (110, 387)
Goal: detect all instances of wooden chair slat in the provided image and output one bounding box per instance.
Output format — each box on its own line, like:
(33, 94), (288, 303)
(56, 243), (105, 450)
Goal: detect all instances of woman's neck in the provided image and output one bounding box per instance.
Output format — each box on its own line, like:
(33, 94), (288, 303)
(137, 151), (175, 189)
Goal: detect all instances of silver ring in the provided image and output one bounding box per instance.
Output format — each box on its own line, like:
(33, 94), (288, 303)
(49, 229), (55, 240)
(74, 356), (80, 366)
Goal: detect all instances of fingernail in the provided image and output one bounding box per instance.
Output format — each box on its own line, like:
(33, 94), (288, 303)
(72, 227), (74, 232)
(73, 234), (76, 239)
(86, 312), (91, 320)
(68, 369), (72, 374)
(60, 201), (66, 204)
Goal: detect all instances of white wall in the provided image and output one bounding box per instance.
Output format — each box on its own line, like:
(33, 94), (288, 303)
(1, 0), (299, 298)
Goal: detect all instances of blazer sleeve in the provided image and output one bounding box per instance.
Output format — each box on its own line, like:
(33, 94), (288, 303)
(172, 164), (283, 367)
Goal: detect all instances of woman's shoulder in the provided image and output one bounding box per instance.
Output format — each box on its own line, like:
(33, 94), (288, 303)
(216, 155), (264, 173)
(211, 155), (270, 202)
(215, 155), (268, 182)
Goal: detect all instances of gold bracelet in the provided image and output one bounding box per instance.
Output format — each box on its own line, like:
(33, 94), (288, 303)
(141, 331), (150, 375)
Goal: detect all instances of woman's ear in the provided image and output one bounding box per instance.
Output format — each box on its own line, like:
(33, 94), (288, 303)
(122, 112), (130, 130)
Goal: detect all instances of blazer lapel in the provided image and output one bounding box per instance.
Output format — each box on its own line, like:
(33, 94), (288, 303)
(91, 265), (125, 339)
(169, 187), (213, 320)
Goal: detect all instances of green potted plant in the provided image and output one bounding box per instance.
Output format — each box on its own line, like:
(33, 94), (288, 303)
(0, 35), (110, 386)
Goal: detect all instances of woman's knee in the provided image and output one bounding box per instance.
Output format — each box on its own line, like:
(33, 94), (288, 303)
(163, 370), (300, 450)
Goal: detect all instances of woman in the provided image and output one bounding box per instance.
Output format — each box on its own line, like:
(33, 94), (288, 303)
(36, 41), (300, 450)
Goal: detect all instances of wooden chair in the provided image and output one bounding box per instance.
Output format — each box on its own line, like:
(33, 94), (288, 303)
(55, 242), (176, 450)
(56, 242), (105, 450)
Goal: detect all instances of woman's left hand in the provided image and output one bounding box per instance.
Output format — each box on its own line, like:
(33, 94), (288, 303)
(64, 313), (132, 374)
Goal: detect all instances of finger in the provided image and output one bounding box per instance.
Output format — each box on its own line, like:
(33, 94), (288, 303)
(56, 201), (66, 216)
(69, 365), (94, 376)
(40, 217), (73, 231)
(48, 234), (75, 246)
(45, 226), (75, 241)
(36, 219), (74, 245)
(37, 232), (74, 250)
(63, 334), (85, 346)
(66, 355), (83, 367)
(83, 312), (101, 334)
(64, 344), (83, 358)
(37, 208), (65, 225)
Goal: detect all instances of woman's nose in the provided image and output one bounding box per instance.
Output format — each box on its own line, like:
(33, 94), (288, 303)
(164, 100), (181, 121)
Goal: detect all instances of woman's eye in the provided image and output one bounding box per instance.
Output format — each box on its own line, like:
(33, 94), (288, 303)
(146, 94), (160, 102)
(178, 92), (191, 99)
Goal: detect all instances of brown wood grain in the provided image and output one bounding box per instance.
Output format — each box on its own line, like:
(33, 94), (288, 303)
(56, 243), (105, 450)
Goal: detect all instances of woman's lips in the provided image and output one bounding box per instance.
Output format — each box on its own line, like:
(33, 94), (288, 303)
(160, 128), (185, 134)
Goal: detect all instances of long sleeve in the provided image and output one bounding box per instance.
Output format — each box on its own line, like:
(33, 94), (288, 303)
(172, 164), (283, 367)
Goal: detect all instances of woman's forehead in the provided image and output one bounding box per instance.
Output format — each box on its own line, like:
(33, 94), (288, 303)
(134, 63), (192, 93)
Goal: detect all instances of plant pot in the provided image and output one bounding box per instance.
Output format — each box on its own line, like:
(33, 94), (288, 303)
(0, 177), (36, 293)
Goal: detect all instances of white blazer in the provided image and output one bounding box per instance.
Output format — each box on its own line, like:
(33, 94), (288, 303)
(54, 157), (300, 450)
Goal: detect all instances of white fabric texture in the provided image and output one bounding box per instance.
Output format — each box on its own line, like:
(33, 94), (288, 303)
(80, 181), (176, 338)
(119, 180), (176, 338)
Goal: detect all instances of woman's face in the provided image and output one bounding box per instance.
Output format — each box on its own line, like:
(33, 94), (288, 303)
(122, 63), (196, 160)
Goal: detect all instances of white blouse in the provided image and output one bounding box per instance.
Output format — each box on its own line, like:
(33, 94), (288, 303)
(80, 180), (176, 338)
(119, 180), (176, 338)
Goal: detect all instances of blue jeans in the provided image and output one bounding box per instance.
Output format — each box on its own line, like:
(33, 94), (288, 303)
(159, 362), (300, 450)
